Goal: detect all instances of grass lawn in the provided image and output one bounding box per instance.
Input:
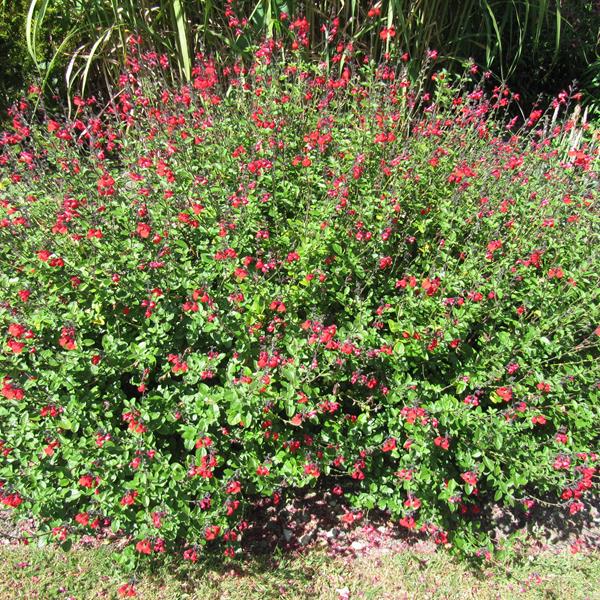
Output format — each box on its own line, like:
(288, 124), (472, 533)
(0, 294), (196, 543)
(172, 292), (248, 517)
(1, 543), (598, 600)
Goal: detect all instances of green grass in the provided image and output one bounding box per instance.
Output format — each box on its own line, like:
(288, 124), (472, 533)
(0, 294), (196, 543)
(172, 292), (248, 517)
(1, 544), (599, 599)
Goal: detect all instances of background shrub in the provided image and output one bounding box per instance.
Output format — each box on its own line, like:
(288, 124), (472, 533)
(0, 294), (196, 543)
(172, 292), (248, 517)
(8, 0), (599, 116)
(0, 46), (598, 566)
(0, 0), (33, 109)
(0, 0), (71, 115)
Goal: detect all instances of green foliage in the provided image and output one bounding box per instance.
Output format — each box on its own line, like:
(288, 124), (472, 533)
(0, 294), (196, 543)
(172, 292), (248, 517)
(0, 0), (33, 111)
(0, 52), (598, 569)
(511, 0), (600, 115)
(0, 0), (73, 116)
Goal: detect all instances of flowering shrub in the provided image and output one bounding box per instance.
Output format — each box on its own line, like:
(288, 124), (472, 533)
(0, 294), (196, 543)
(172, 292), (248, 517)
(0, 43), (598, 567)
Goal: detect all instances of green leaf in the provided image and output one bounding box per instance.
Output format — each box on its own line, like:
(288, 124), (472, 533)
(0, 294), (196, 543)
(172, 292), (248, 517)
(172, 0), (191, 81)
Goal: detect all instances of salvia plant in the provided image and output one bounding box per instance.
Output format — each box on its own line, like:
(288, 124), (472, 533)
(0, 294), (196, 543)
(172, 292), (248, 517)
(0, 36), (598, 588)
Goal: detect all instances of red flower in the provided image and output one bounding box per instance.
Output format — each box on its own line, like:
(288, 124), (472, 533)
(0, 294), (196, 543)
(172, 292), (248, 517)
(135, 539), (152, 554)
(183, 547), (198, 562)
(404, 495), (421, 509)
(7, 323), (26, 338)
(58, 327), (76, 351)
(434, 436), (449, 450)
(225, 480), (241, 494)
(97, 172), (115, 196)
(17, 290), (31, 302)
(569, 500), (584, 515)
(304, 463), (320, 478)
(195, 436), (213, 449)
(526, 109), (543, 127)
(269, 300), (286, 313)
(379, 256), (392, 269)
(433, 530), (448, 545)
(225, 499), (240, 515)
(495, 387), (512, 402)
(553, 455), (571, 470)
(75, 512), (89, 526)
(1, 378), (25, 401)
(205, 525), (221, 541)
(461, 471), (478, 486)
(381, 438), (397, 452)
(379, 26), (396, 41)
(120, 490), (138, 506)
(340, 510), (362, 524)
(43, 440), (59, 456)
(6, 339), (25, 354)
(118, 583), (137, 597)
(78, 474), (95, 488)
(136, 223), (151, 238)
(421, 277), (441, 296)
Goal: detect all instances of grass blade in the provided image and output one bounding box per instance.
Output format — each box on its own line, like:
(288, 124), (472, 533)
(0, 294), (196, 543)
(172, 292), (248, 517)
(172, 0), (191, 81)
